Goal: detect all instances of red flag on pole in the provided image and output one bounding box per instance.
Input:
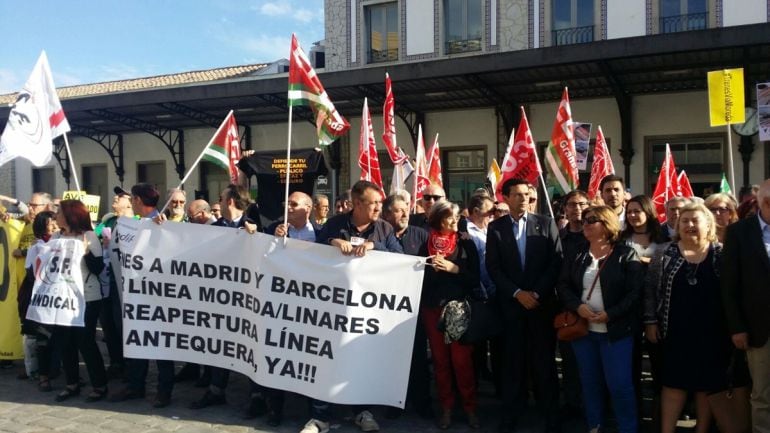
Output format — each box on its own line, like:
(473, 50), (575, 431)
(202, 111), (241, 183)
(358, 98), (383, 189)
(651, 143), (679, 222)
(587, 126), (615, 200)
(427, 133), (443, 187)
(497, 107), (541, 201)
(544, 88), (579, 196)
(411, 125), (431, 208)
(677, 170), (694, 198)
(287, 34), (349, 145)
(382, 73), (408, 165)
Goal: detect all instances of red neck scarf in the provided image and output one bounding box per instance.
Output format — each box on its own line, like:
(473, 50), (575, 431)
(428, 230), (458, 257)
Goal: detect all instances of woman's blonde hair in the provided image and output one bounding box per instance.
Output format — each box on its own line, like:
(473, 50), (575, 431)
(582, 205), (621, 243)
(704, 193), (739, 225)
(673, 202), (718, 243)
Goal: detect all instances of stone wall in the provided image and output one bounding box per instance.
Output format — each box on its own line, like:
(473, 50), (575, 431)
(324, 0), (348, 71)
(498, 0), (530, 51)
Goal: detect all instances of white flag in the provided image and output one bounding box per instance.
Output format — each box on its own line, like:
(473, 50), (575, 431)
(0, 51), (70, 167)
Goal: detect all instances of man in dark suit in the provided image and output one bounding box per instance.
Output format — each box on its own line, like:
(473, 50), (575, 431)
(486, 178), (563, 433)
(722, 178), (770, 431)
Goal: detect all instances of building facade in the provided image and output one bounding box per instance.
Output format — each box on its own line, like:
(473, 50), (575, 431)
(1, 0), (769, 214)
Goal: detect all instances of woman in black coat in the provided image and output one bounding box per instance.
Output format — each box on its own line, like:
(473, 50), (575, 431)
(557, 205), (644, 433)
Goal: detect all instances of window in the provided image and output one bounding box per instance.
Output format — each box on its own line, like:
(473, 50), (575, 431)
(366, 2), (398, 63)
(646, 134), (724, 197)
(199, 161), (229, 204)
(659, 0), (707, 33)
(552, 0), (594, 45)
(444, 0), (482, 54)
(137, 161), (166, 199)
(32, 167), (55, 196)
(82, 164), (108, 219)
(444, 147), (486, 207)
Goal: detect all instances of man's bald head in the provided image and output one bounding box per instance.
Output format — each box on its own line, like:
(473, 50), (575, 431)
(287, 191), (313, 228)
(421, 184), (446, 213)
(187, 199), (212, 224)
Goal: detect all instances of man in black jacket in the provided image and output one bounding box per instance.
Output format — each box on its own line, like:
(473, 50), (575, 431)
(486, 178), (563, 433)
(722, 178), (770, 431)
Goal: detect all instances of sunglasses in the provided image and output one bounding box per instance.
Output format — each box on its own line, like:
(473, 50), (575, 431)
(709, 207), (730, 214)
(423, 194), (443, 201)
(583, 216), (602, 225)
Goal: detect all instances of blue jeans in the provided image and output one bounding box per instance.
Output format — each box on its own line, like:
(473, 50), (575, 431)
(571, 332), (637, 433)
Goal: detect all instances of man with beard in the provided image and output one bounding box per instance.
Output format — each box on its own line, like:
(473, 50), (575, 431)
(599, 175), (626, 227)
(381, 192), (432, 419)
(163, 189), (187, 222)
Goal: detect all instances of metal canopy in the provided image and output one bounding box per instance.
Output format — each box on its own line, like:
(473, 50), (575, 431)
(2, 23), (768, 137)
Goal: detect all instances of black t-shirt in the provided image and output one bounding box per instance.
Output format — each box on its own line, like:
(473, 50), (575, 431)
(238, 148), (327, 228)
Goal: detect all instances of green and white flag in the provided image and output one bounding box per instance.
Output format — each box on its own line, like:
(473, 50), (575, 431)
(719, 173), (732, 194)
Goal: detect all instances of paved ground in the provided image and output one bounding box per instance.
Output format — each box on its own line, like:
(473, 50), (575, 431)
(0, 359), (574, 433)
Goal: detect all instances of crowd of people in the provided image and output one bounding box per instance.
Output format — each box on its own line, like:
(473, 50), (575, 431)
(1, 173), (768, 433)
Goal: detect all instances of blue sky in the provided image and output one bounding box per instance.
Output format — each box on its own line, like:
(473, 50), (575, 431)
(0, 0), (324, 94)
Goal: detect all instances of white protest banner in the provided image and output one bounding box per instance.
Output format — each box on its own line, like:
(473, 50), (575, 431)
(117, 218), (425, 408)
(26, 238), (86, 326)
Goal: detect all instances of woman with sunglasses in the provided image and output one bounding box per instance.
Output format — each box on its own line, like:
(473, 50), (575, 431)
(644, 203), (747, 433)
(704, 193), (739, 242)
(620, 195), (665, 264)
(557, 206), (643, 433)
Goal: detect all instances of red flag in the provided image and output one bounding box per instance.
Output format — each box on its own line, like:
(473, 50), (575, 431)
(358, 98), (383, 189)
(544, 88), (579, 196)
(382, 73), (408, 165)
(202, 111), (241, 183)
(427, 133), (443, 187)
(677, 171), (694, 198)
(411, 125), (431, 208)
(587, 126), (615, 199)
(287, 34), (349, 145)
(651, 143), (679, 222)
(497, 107), (541, 201)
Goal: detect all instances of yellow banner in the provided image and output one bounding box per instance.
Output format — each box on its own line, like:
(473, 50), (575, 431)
(63, 191), (101, 221)
(0, 218), (26, 359)
(708, 68), (745, 126)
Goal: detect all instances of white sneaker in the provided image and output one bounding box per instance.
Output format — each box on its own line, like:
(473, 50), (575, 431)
(355, 410), (380, 432)
(300, 418), (330, 433)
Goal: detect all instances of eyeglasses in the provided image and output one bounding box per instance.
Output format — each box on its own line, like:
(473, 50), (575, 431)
(423, 194), (443, 201)
(566, 201), (588, 208)
(170, 200), (186, 205)
(583, 216), (602, 225)
(709, 207), (730, 214)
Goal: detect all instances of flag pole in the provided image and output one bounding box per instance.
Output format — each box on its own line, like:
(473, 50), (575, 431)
(159, 110), (233, 215)
(537, 172), (555, 220)
(726, 125), (736, 194)
(62, 133), (82, 196)
(282, 105), (294, 232)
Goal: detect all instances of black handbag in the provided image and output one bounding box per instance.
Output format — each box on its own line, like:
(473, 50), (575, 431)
(459, 298), (502, 345)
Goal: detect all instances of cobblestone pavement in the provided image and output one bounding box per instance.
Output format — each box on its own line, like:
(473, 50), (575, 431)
(0, 359), (575, 433)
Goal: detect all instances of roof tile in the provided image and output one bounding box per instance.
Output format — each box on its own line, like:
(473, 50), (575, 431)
(0, 63), (268, 105)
